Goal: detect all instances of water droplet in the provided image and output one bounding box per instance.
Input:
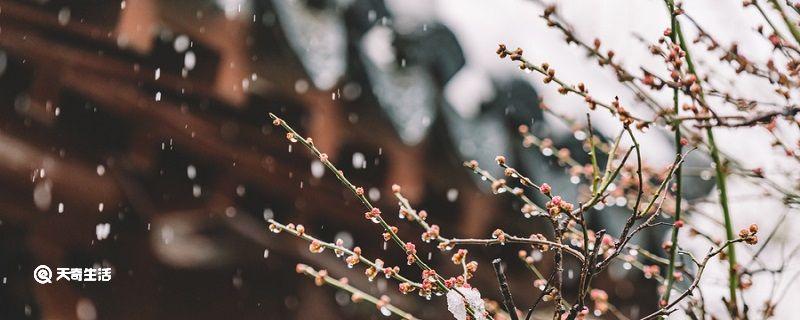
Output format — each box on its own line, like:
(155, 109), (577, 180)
(33, 181), (53, 211)
(294, 79), (309, 94)
(446, 189), (459, 202)
(352, 152), (366, 169)
(263, 249), (270, 258)
(187, 165), (197, 179)
(225, 207), (236, 218)
(58, 202), (64, 213)
(334, 291), (350, 306)
(191, 185), (202, 198)
(330, 232), (353, 250)
(174, 35), (190, 52)
(343, 83), (361, 100)
(76, 298), (97, 320)
(162, 226), (174, 244)
(310, 160), (324, 178)
(532, 250), (543, 261)
(96, 165), (106, 176)
(184, 51), (196, 70)
(57, 7), (71, 26)
(98, 203), (104, 212)
(263, 208), (274, 220)
(95, 223), (111, 240)
(154, 68), (161, 80)
(368, 188), (380, 201)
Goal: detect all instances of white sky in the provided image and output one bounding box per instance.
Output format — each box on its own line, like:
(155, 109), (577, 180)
(386, 0), (800, 317)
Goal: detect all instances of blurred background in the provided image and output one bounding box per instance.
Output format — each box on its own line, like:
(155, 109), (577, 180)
(0, 0), (797, 319)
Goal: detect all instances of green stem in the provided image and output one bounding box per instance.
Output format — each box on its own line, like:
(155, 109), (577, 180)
(767, 0), (800, 45)
(669, 10), (739, 315)
(706, 129), (739, 309)
(587, 115), (601, 195)
(663, 0), (684, 306)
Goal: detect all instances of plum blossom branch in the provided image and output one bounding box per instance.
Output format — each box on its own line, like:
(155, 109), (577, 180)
(268, 220), (421, 288)
(268, 113), (476, 316)
(295, 264), (420, 320)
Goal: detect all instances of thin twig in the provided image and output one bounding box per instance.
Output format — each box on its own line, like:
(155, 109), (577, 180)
(493, 259), (520, 320)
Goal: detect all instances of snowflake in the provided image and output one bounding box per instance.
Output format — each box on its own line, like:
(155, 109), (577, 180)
(446, 286), (487, 320)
